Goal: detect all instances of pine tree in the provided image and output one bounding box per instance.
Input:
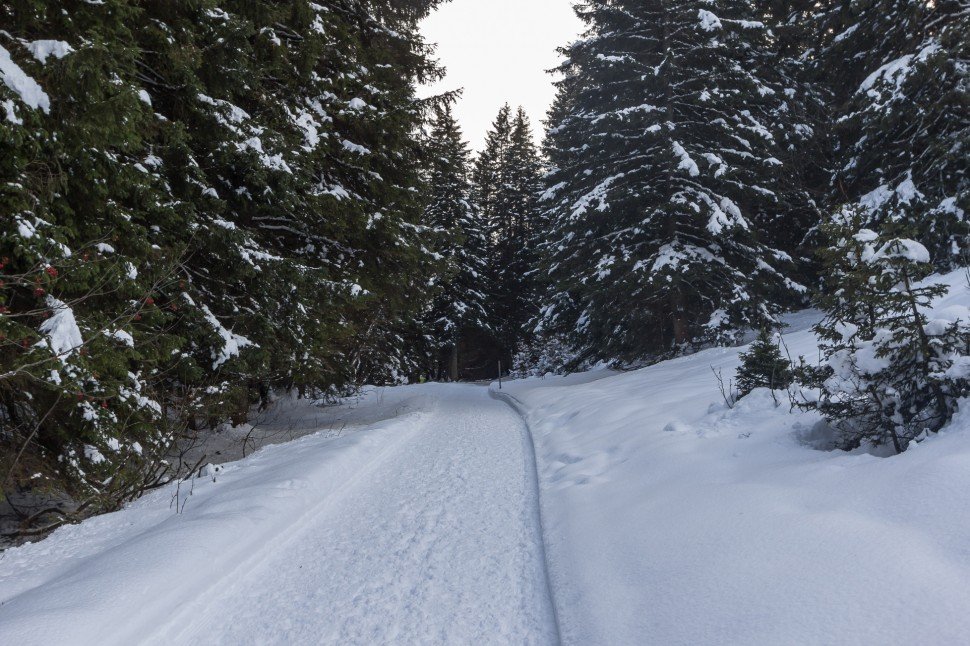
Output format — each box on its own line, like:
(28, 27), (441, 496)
(421, 104), (489, 380)
(490, 108), (543, 365)
(473, 104), (513, 233)
(1, 0), (192, 525)
(757, 0), (829, 259)
(736, 328), (793, 397)
(472, 105), (543, 372)
(815, 0), (969, 269)
(811, 218), (969, 452)
(0, 0), (447, 537)
(538, 1), (809, 365)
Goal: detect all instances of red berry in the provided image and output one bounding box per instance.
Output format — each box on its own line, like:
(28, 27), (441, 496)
(100, 402), (109, 409)
(34, 287), (46, 297)
(145, 297), (155, 306)
(134, 313), (142, 321)
(45, 266), (58, 278)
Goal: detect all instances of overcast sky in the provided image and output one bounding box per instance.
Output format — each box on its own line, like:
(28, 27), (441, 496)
(420, 1), (584, 151)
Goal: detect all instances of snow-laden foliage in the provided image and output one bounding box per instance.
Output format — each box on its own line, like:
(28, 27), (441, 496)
(473, 105), (544, 373)
(815, 0), (968, 268)
(804, 213), (969, 452)
(535, 0), (815, 364)
(419, 104), (490, 380)
(0, 0), (444, 537)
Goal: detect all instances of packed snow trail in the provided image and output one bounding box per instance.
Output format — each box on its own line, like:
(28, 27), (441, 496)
(0, 384), (558, 646)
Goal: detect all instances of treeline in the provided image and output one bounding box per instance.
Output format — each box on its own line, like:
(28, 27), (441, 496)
(1, 0), (451, 536)
(0, 0), (967, 536)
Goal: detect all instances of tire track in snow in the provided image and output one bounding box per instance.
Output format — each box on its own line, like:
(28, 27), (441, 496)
(490, 387), (564, 646)
(153, 385), (558, 645)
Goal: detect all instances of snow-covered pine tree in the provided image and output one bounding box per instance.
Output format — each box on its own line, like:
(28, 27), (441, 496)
(1, 0), (193, 525)
(471, 105), (544, 372)
(812, 217), (969, 452)
(538, 0), (808, 364)
(736, 328), (793, 397)
(421, 104), (489, 380)
(489, 108), (544, 366)
(134, 0), (446, 395)
(815, 0), (969, 269)
(756, 0), (828, 259)
(0, 0), (447, 538)
(473, 104), (513, 235)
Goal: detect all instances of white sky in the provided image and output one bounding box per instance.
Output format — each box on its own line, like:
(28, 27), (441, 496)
(419, 0), (584, 151)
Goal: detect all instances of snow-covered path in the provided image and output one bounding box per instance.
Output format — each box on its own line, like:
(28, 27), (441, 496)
(0, 385), (558, 645)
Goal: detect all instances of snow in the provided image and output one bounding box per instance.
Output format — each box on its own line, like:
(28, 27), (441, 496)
(0, 386), (557, 645)
(698, 9), (723, 32)
(200, 305), (255, 369)
(832, 24), (859, 44)
(25, 40), (74, 65)
(859, 43), (940, 98)
(341, 139), (371, 155)
(36, 297), (84, 360)
(497, 269), (970, 645)
(894, 175), (921, 204)
(859, 183), (893, 211)
(0, 44), (50, 113)
(2, 98), (21, 124)
(570, 173), (624, 220)
(2, 272), (968, 644)
(672, 140), (700, 177)
(108, 329), (134, 347)
(872, 237), (931, 264)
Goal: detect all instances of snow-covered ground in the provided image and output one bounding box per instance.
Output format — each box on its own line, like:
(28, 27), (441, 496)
(497, 269), (970, 645)
(1, 271), (967, 645)
(0, 386), (557, 645)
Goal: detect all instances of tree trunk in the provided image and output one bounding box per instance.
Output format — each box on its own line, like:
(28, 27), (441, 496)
(670, 292), (689, 345)
(448, 344), (459, 382)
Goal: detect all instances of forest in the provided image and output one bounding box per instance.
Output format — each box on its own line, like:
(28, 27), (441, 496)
(0, 0), (967, 541)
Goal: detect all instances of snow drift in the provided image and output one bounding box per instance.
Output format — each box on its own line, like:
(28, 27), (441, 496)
(497, 269), (970, 645)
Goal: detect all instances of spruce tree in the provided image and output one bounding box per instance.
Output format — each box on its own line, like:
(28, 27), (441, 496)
(0, 0), (211, 531)
(811, 218), (969, 452)
(421, 104), (489, 380)
(490, 108), (543, 366)
(0, 0), (447, 537)
(736, 328), (793, 397)
(472, 105), (543, 372)
(538, 1), (810, 364)
(473, 104), (513, 232)
(815, 0), (969, 269)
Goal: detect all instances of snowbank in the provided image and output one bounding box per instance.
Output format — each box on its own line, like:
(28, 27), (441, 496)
(0, 389), (435, 645)
(498, 269), (970, 645)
